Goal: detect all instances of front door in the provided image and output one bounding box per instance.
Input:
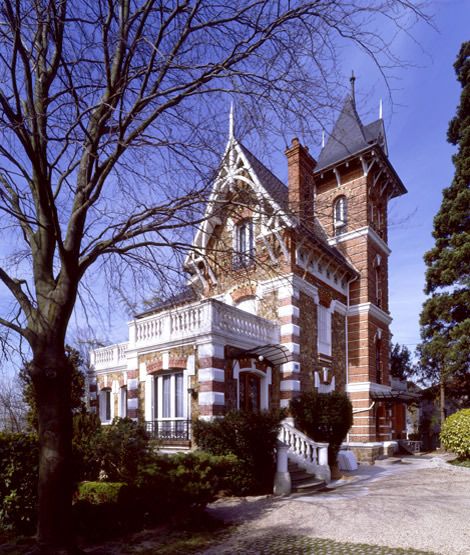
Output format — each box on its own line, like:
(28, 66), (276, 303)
(239, 372), (261, 412)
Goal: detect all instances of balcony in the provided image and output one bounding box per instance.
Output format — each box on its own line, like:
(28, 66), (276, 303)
(91, 298), (280, 372)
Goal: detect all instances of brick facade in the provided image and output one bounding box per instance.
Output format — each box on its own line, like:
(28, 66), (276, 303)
(92, 97), (405, 453)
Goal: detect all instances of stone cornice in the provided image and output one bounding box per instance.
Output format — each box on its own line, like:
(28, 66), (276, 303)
(348, 302), (392, 326)
(328, 226), (391, 256)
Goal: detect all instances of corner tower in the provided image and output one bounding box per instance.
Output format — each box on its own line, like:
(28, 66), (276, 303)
(314, 82), (406, 444)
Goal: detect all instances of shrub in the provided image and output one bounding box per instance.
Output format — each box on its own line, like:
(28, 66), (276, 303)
(136, 451), (237, 520)
(94, 417), (150, 482)
(0, 432), (39, 535)
(290, 391), (353, 468)
(73, 481), (135, 540)
(192, 409), (284, 494)
(72, 412), (102, 482)
(440, 408), (470, 459)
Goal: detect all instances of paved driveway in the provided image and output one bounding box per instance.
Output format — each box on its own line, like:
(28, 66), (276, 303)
(202, 456), (470, 555)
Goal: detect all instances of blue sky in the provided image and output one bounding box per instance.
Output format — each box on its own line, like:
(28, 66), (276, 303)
(96, 1), (468, 354)
(1, 1), (468, 368)
(379, 1), (468, 352)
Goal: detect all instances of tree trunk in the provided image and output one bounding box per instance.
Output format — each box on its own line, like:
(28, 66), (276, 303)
(32, 344), (74, 553)
(440, 377), (446, 431)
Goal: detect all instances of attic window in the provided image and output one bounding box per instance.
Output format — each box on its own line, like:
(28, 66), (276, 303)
(333, 196), (347, 235)
(234, 219), (254, 267)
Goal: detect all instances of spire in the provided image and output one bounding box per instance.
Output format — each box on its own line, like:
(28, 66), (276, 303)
(379, 98), (383, 120)
(350, 70), (356, 106)
(229, 101), (234, 140)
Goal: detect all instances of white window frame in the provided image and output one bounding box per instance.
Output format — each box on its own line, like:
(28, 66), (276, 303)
(317, 305), (332, 356)
(152, 371), (187, 421)
(234, 219), (254, 265)
(99, 388), (113, 424)
(333, 196), (347, 232)
(118, 385), (127, 418)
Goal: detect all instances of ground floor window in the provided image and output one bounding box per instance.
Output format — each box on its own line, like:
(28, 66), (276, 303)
(99, 388), (112, 423)
(158, 372), (184, 419)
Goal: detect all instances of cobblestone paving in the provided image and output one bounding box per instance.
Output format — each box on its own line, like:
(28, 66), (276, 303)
(204, 535), (437, 554)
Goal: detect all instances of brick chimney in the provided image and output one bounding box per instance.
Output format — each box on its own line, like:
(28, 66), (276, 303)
(285, 138), (316, 224)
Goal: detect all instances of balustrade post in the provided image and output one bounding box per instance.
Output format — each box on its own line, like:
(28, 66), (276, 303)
(319, 445), (329, 466)
(273, 441), (291, 496)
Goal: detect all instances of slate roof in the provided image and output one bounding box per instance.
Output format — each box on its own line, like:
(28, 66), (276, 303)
(238, 142), (288, 209)
(136, 286), (197, 318)
(238, 141), (357, 276)
(317, 95), (386, 171)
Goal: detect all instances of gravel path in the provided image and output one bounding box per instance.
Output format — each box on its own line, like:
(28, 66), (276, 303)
(201, 456), (470, 555)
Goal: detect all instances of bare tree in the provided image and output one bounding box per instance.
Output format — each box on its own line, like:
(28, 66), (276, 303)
(0, 0), (427, 550)
(0, 370), (27, 432)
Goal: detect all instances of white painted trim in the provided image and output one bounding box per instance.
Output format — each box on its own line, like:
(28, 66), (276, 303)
(198, 343), (225, 358)
(348, 302), (392, 325)
(346, 382), (392, 394)
(280, 361), (300, 374)
(331, 299), (348, 316)
(328, 226), (391, 255)
(280, 379), (301, 392)
(280, 323), (300, 336)
(278, 305), (300, 318)
(127, 378), (138, 391)
(296, 248), (348, 295)
(281, 342), (300, 355)
(199, 392), (225, 405)
(198, 368), (225, 382)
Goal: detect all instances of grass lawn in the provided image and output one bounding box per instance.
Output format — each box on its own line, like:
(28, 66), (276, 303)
(449, 458), (470, 468)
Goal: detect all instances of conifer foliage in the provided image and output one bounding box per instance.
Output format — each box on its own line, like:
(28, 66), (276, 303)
(419, 42), (470, 400)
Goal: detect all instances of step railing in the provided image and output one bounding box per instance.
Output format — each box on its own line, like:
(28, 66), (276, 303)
(278, 421), (330, 483)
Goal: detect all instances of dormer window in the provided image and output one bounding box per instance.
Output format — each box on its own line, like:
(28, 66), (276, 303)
(234, 219), (254, 267)
(333, 196), (347, 235)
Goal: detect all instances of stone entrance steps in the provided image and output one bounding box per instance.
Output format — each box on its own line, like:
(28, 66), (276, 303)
(288, 460), (326, 494)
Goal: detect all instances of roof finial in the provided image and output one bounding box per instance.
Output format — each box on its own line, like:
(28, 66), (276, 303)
(350, 70), (356, 105)
(379, 98), (383, 120)
(321, 129), (325, 148)
(229, 101), (234, 140)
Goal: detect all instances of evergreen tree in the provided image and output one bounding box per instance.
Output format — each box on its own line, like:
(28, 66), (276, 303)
(390, 343), (414, 381)
(419, 41), (470, 424)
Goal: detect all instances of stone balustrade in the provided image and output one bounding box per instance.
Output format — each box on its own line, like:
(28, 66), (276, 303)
(91, 299), (280, 371)
(91, 342), (128, 370)
(279, 421), (330, 482)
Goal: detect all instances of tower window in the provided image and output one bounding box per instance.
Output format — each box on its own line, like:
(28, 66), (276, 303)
(333, 196), (347, 235)
(234, 219), (254, 267)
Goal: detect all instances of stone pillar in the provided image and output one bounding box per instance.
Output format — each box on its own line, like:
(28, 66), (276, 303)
(273, 441), (291, 496)
(278, 285), (301, 409)
(198, 342), (225, 419)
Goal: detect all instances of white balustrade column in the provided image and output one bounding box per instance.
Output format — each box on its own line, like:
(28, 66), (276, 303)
(273, 441), (291, 496)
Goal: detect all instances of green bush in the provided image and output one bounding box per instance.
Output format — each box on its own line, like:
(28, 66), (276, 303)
(72, 411), (102, 482)
(0, 432), (39, 535)
(73, 481), (135, 540)
(290, 391), (353, 468)
(94, 417), (150, 482)
(136, 451), (237, 520)
(440, 408), (470, 459)
(192, 409), (284, 494)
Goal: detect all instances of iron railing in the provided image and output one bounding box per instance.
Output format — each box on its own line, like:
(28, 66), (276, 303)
(145, 419), (191, 441)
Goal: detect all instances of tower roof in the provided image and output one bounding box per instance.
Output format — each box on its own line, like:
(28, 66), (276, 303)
(317, 95), (386, 171)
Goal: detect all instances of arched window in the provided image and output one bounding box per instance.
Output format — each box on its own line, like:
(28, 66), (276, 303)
(333, 196), (347, 235)
(234, 219), (254, 267)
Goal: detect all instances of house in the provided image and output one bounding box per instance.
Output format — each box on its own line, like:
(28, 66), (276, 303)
(90, 80), (408, 463)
